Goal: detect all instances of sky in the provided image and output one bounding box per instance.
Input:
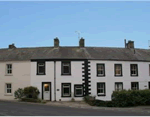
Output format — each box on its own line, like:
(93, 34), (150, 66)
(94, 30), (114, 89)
(0, 1), (150, 49)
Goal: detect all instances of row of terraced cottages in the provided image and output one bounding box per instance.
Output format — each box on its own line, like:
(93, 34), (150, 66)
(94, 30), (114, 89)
(0, 38), (150, 101)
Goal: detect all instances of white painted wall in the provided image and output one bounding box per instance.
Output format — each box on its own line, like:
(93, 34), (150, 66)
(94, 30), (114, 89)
(31, 61), (84, 101)
(31, 61), (54, 101)
(90, 60), (150, 101)
(56, 61), (84, 101)
(0, 61), (31, 100)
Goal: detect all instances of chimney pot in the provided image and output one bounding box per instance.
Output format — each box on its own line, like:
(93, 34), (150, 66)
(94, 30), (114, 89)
(54, 37), (59, 47)
(79, 37), (85, 47)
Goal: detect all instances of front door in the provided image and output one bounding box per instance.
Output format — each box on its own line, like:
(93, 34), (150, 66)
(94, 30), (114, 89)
(42, 82), (51, 101)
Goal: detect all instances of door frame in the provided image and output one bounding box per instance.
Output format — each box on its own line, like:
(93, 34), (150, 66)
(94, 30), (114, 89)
(42, 82), (51, 101)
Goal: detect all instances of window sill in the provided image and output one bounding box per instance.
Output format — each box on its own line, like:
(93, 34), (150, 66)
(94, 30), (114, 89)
(4, 94), (13, 96)
(5, 74), (13, 76)
(131, 75), (138, 77)
(61, 74), (71, 76)
(74, 95), (83, 97)
(37, 73), (46, 75)
(61, 95), (71, 97)
(115, 75), (123, 77)
(97, 94), (106, 96)
(97, 75), (105, 77)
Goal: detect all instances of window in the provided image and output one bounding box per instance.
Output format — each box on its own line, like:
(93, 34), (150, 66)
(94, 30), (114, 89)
(6, 83), (12, 94)
(62, 61), (71, 75)
(115, 82), (123, 91)
(74, 85), (83, 97)
(114, 64), (122, 76)
(97, 82), (105, 96)
(130, 64), (138, 76)
(37, 62), (45, 75)
(131, 82), (139, 90)
(6, 64), (12, 75)
(62, 83), (71, 97)
(97, 64), (105, 76)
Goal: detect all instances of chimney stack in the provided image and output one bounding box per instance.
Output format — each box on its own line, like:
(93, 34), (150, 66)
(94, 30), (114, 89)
(8, 43), (16, 49)
(126, 40), (134, 49)
(54, 37), (59, 47)
(79, 37), (85, 47)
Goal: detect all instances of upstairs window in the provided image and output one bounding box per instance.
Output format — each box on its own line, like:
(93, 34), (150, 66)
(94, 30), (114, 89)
(97, 64), (105, 77)
(6, 64), (12, 75)
(131, 82), (139, 90)
(115, 82), (123, 91)
(37, 62), (45, 75)
(62, 61), (71, 75)
(114, 64), (122, 76)
(97, 82), (106, 96)
(130, 64), (138, 76)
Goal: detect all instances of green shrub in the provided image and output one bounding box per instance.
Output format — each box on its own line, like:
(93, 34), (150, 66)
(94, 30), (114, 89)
(83, 96), (95, 106)
(24, 86), (40, 99)
(111, 89), (150, 107)
(21, 98), (41, 103)
(84, 89), (150, 107)
(14, 88), (24, 99)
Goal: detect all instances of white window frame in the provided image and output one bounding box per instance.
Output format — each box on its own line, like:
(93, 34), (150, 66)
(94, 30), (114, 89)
(97, 83), (105, 96)
(115, 64), (122, 76)
(115, 83), (123, 91)
(74, 85), (83, 97)
(131, 64), (138, 76)
(62, 62), (70, 75)
(97, 64), (105, 76)
(6, 64), (12, 75)
(5, 83), (12, 94)
(62, 84), (71, 97)
(131, 82), (139, 90)
(38, 63), (45, 74)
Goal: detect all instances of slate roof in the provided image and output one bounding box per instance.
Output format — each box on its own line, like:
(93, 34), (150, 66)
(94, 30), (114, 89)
(0, 46), (150, 62)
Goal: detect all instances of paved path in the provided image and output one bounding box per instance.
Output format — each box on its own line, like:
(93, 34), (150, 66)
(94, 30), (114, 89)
(0, 101), (150, 116)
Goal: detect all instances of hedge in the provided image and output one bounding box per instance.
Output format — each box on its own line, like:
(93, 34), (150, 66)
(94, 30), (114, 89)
(112, 89), (150, 107)
(84, 89), (150, 107)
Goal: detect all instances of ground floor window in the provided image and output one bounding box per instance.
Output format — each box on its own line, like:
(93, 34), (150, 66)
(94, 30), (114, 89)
(131, 82), (139, 90)
(74, 85), (83, 97)
(97, 82), (105, 96)
(6, 83), (12, 94)
(115, 82), (123, 91)
(61, 83), (71, 97)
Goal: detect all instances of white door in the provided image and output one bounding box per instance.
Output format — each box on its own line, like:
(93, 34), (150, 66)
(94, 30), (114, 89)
(43, 83), (50, 100)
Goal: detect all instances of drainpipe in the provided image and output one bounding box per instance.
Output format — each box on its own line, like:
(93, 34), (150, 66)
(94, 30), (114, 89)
(54, 61), (56, 101)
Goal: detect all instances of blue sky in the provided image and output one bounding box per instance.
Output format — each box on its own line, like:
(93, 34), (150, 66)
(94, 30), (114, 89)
(0, 1), (150, 49)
